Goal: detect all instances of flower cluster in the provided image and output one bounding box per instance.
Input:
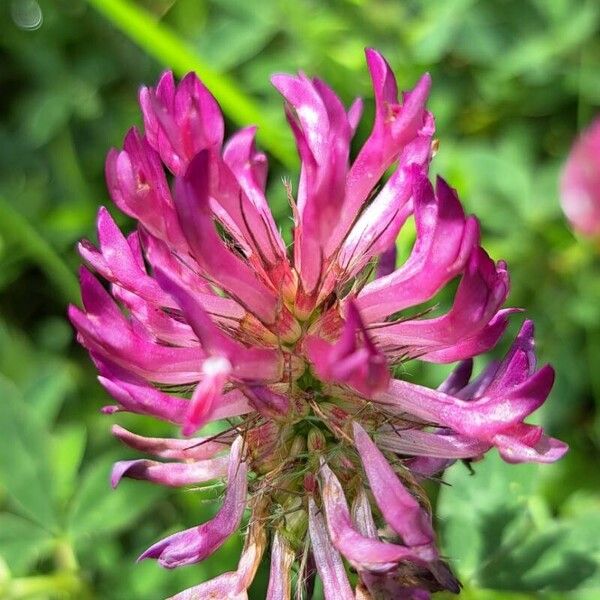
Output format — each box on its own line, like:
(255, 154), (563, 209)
(561, 116), (600, 238)
(70, 49), (567, 599)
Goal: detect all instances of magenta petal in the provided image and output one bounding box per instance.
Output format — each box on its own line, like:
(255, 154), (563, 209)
(70, 268), (203, 384)
(484, 319), (536, 395)
(111, 455), (228, 488)
(168, 573), (241, 600)
(111, 425), (229, 461)
(376, 427), (490, 459)
(307, 301), (390, 396)
(266, 531), (294, 600)
(339, 120), (435, 279)
(79, 207), (173, 307)
(97, 365), (187, 423)
(371, 249), (510, 362)
(318, 461), (422, 570)
(139, 436), (247, 567)
(357, 175), (479, 322)
(154, 265), (282, 381)
(376, 244), (398, 279)
(308, 497), (354, 600)
(182, 357), (232, 436)
(421, 309), (515, 364)
(379, 364), (560, 464)
(353, 423), (436, 552)
(222, 126), (287, 267)
(140, 71), (224, 175)
(560, 116), (600, 237)
(494, 424), (569, 464)
(173, 151), (280, 324)
(169, 517), (265, 599)
(272, 73), (352, 291)
(437, 360), (473, 394)
(105, 128), (187, 249)
(405, 456), (455, 479)
(342, 50), (432, 237)
(244, 385), (291, 420)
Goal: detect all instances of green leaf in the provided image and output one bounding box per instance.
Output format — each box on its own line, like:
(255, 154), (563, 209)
(67, 453), (166, 544)
(23, 360), (78, 426)
(0, 513), (54, 576)
(0, 377), (58, 530)
(51, 424), (87, 505)
(438, 453), (600, 594)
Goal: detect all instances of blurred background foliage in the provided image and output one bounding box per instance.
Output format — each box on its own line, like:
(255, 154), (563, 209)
(1, 0), (599, 598)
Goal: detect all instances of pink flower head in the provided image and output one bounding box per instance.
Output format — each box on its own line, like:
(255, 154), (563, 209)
(70, 49), (566, 599)
(560, 116), (600, 238)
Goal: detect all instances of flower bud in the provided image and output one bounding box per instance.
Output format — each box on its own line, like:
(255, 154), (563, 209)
(307, 427), (327, 453)
(560, 117), (600, 238)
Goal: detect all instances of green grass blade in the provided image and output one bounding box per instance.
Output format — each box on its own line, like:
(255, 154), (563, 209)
(87, 0), (297, 169)
(0, 197), (79, 304)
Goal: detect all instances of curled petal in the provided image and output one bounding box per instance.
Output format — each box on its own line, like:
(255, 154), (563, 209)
(339, 49), (432, 243)
(97, 361), (187, 423)
(169, 517), (266, 600)
(139, 436), (248, 568)
(376, 427), (489, 459)
(319, 461), (423, 570)
(182, 356), (232, 436)
(379, 366), (561, 463)
(272, 73), (352, 291)
(111, 425), (229, 461)
(483, 320), (536, 396)
(353, 423), (436, 552)
(372, 248), (510, 363)
(306, 301), (390, 396)
(105, 128), (187, 248)
(112, 286), (198, 347)
(154, 265), (282, 381)
(98, 359), (252, 425)
(494, 426), (568, 464)
(140, 71), (224, 174)
(222, 127), (288, 268)
(357, 175), (479, 322)
(266, 530), (295, 600)
(339, 119), (435, 279)
(422, 309), (516, 364)
(78, 208), (171, 306)
(437, 359), (473, 395)
(308, 497), (354, 600)
(111, 455), (228, 488)
(69, 269), (203, 384)
(173, 151), (281, 325)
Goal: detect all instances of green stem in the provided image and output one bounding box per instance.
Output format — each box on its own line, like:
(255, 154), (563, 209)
(87, 0), (297, 169)
(49, 128), (94, 209)
(0, 197), (80, 304)
(54, 539), (79, 572)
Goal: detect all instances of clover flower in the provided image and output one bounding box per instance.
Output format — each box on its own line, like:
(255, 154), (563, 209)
(69, 49), (567, 599)
(560, 116), (600, 238)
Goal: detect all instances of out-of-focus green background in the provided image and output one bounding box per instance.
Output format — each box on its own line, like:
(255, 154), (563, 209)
(1, 1), (599, 598)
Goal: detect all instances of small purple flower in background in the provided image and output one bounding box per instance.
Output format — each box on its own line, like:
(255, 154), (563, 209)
(70, 49), (567, 599)
(561, 116), (600, 238)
